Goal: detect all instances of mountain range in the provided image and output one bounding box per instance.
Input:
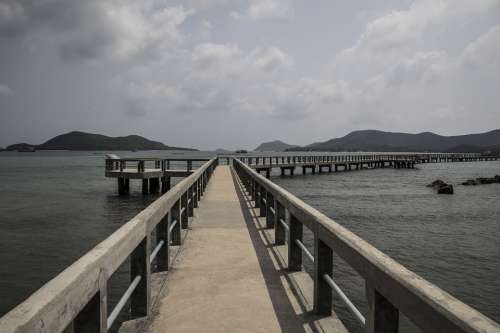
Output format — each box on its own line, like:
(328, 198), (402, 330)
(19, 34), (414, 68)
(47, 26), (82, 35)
(255, 140), (299, 151)
(286, 129), (500, 153)
(6, 131), (196, 151)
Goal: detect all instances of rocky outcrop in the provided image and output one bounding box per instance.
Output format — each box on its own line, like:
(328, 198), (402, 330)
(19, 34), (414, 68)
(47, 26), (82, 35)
(427, 179), (454, 194)
(462, 175), (500, 186)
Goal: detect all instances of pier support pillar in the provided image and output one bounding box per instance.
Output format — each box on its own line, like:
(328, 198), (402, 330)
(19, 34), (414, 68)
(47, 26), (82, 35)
(161, 176), (171, 194)
(149, 178), (160, 194)
(118, 178), (126, 195)
(142, 179), (149, 195)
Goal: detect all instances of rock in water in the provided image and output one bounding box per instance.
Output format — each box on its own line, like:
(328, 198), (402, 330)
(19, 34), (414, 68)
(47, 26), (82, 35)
(462, 179), (478, 186)
(437, 184), (454, 194)
(427, 179), (447, 188)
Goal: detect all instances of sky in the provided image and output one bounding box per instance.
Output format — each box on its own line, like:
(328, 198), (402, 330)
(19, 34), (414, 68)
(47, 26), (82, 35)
(1, 0), (500, 150)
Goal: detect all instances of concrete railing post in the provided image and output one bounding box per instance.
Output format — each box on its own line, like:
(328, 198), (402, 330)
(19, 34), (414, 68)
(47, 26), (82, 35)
(171, 201), (181, 246)
(314, 236), (333, 315)
(365, 284), (399, 333)
(288, 212), (302, 271)
(188, 187), (194, 217)
(254, 183), (260, 209)
(274, 201), (285, 245)
(259, 187), (266, 217)
(130, 236), (151, 319)
(266, 192), (274, 229)
(156, 213), (169, 272)
(193, 183), (198, 208)
(71, 283), (107, 333)
(181, 192), (189, 228)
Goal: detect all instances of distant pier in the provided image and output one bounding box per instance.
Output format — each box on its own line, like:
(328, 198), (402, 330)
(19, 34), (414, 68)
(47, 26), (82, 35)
(238, 153), (500, 178)
(105, 157), (210, 194)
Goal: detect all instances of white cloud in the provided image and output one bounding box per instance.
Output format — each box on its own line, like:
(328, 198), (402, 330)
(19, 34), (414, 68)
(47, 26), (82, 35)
(462, 24), (500, 70)
(332, 0), (498, 80)
(232, 0), (293, 21)
(254, 47), (293, 71)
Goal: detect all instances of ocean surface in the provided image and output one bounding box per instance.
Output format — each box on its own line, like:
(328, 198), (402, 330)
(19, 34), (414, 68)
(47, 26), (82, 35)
(0, 151), (499, 331)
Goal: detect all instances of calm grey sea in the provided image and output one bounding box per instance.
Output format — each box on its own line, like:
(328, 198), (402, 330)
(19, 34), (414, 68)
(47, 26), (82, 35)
(0, 151), (499, 331)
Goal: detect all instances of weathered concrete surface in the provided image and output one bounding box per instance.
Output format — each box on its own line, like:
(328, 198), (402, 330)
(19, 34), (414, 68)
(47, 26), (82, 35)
(142, 166), (344, 333)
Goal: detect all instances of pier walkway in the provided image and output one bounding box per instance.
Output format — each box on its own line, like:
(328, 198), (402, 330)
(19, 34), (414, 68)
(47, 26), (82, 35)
(143, 166), (339, 332)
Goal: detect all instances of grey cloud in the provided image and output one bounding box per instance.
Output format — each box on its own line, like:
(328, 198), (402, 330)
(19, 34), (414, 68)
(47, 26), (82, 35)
(0, 84), (13, 96)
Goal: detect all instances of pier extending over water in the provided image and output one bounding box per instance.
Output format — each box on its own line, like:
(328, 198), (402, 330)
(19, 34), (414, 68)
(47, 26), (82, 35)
(238, 153), (500, 178)
(1, 156), (500, 333)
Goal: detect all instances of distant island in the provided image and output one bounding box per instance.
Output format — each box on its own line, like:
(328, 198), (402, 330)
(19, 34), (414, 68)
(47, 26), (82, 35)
(255, 140), (299, 152)
(6, 131), (197, 151)
(286, 129), (500, 153)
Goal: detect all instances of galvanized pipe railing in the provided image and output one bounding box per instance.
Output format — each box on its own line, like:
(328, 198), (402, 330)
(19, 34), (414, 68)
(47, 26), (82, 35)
(0, 158), (218, 333)
(233, 158), (500, 333)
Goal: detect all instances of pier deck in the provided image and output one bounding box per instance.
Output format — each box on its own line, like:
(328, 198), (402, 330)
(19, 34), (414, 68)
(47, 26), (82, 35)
(144, 166), (344, 333)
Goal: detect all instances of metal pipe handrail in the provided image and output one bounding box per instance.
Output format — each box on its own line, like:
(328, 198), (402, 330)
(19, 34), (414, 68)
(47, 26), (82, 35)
(279, 218), (289, 231)
(323, 274), (366, 325)
(150, 240), (165, 264)
(295, 239), (314, 263)
(169, 220), (178, 234)
(107, 275), (142, 329)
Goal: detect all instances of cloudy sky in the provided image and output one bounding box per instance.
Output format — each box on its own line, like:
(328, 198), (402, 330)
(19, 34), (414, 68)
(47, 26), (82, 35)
(1, 0), (500, 150)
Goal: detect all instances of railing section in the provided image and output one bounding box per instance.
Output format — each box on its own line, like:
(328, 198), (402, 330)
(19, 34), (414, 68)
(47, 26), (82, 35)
(0, 158), (218, 333)
(233, 158), (500, 333)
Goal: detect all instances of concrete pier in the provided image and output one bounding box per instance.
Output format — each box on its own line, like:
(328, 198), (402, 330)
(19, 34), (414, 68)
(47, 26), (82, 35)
(2, 156), (500, 333)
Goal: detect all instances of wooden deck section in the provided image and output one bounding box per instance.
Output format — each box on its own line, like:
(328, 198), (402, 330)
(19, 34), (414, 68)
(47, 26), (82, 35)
(142, 166), (345, 333)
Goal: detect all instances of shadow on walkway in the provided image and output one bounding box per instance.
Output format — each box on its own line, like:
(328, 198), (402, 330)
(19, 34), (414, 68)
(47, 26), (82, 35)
(230, 168), (342, 333)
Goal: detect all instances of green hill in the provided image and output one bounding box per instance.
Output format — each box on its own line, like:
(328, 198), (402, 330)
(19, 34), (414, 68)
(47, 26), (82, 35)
(6, 131), (197, 151)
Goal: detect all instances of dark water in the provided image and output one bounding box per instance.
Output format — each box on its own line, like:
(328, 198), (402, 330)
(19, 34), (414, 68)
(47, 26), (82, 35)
(0, 152), (499, 331)
(272, 161), (500, 331)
